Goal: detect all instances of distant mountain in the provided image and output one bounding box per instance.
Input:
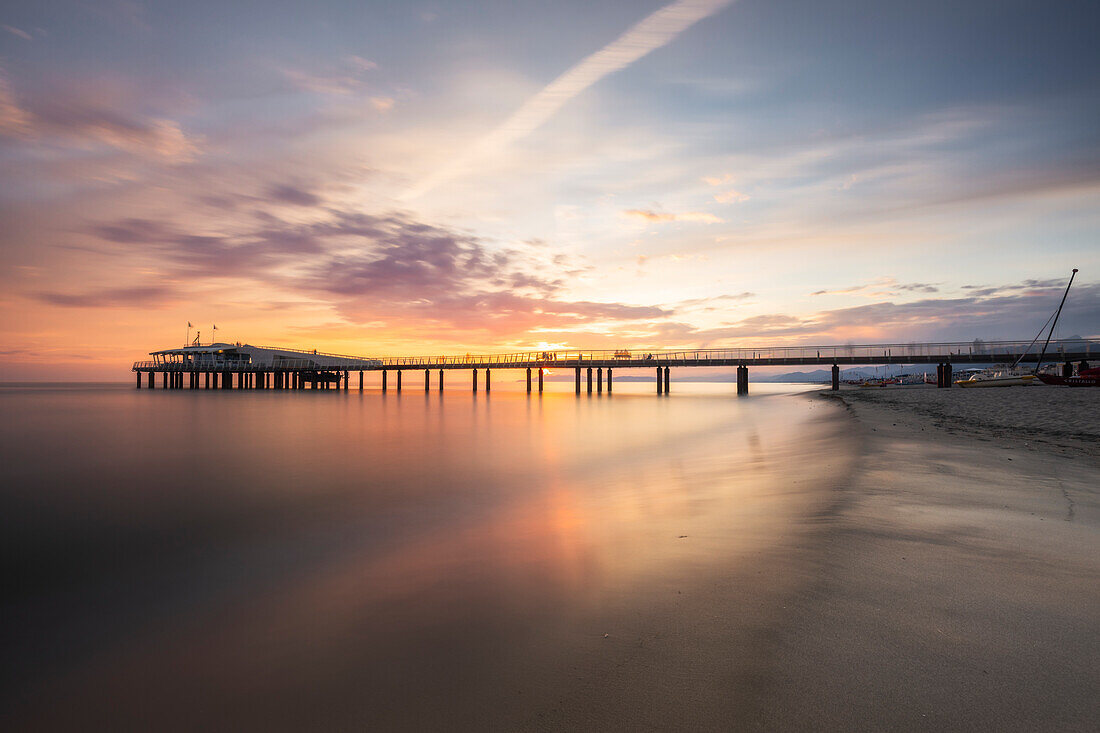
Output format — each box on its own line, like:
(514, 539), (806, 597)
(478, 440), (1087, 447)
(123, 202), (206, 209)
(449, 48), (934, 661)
(757, 365), (924, 383)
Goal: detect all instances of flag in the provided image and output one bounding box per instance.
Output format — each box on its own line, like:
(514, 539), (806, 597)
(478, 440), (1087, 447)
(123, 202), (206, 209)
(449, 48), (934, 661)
(187, 321), (192, 327)
(213, 324), (217, 330)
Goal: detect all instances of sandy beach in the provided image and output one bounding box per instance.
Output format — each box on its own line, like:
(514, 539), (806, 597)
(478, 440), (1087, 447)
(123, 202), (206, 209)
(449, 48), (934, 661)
(754, 385), (1099, 731)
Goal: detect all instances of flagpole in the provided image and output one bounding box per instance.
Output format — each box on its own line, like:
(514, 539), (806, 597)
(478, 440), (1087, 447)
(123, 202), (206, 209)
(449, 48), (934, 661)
(186, 323), (190, 347)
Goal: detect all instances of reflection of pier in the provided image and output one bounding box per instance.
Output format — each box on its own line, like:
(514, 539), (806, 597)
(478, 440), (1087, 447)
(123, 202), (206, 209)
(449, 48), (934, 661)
(133, 340), (1099, 395)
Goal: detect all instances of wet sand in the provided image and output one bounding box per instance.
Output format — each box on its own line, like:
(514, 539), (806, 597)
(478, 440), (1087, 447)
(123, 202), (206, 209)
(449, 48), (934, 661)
(753, 387), (1099, 731)
(526, 388), (1100, 730)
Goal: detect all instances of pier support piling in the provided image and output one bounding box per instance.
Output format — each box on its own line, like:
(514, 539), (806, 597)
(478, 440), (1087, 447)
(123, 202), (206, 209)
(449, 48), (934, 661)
(136, 372), (141, 389)
(360, 371), (365, 391)
(657, 367), (663, 394)
(575, 367), (581, 395)
(597, 368), (603, 393)
(538, 368), (544, 393)
(381, 371), (386, 392)
(831, 364), (840, 391)
(607, 368), (612, 393)
(473, 368), (478, 392)
(587, 367), (593, 394)
(664, 367), (670, 394)
(485, 369), (491, 392)
(425, 369), (430, 391)
(944, 363), (952, 387)
(736, 365), (749, 395)
(526, 368), (532, 393)
(397, 370), (402, 392)
(438, 369), (444, 391)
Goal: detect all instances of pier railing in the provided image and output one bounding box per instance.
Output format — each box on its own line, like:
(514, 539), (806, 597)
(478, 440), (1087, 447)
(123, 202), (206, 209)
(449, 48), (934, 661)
(133, 339), (1099, 372)
(372, 339), (1100, 367)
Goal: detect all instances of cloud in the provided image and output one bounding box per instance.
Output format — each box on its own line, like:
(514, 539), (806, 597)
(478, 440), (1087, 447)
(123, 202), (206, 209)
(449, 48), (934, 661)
(404, 0), (736, 199)
(344, 56), (377, 72)
(702, 173), (732, 186)
(281, 56), (380, 96)
(34, 285), (174, 308)
(266, 183), (322, 207)
(282, 68), (364, 96)
(674, 292), (755, 309)
(811, 277), (938, 297)
(623, 209), (723, 224)
(0, 72), (33, 138)
(86, 208), (669, 336)
(673, 281), (1100, 344)
(713, 189), (750, 203)
(0, 74), (201, 161)
(369, 96), (395, 112)
(2, 25), (31, 41)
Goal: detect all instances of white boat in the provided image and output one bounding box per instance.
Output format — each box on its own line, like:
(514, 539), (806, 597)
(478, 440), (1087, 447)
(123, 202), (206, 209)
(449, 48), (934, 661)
(954, 369), (1036, 388)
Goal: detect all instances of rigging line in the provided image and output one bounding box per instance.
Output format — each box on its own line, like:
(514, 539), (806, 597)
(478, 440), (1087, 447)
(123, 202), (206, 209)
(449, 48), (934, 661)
(1011, 309), (1058, 369)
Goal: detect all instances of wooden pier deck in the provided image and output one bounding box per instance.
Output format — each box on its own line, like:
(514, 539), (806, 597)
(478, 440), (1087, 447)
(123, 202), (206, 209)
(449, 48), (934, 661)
(132, 339), (1099, 394)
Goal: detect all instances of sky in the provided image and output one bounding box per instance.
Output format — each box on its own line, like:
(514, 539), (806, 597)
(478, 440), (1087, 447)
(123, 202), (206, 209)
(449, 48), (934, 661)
(1, 0), (1098, 379)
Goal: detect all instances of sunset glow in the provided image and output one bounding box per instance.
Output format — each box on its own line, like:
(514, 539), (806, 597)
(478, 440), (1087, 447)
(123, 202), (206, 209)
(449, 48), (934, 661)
(1, 1), (1097, 379)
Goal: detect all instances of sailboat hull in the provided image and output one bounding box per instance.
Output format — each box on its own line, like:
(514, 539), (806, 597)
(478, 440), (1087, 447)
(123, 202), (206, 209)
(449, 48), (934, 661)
(955, 375), (1036, 388)
(1037, 375), (1100, 387)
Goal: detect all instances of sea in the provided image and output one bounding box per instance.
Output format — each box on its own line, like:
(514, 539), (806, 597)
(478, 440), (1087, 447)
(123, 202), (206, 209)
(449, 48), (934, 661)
(0, 379), (852, 729)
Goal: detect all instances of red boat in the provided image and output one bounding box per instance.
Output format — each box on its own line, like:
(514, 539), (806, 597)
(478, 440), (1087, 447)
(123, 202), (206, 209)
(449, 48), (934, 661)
(1037, 366), (1100, 387)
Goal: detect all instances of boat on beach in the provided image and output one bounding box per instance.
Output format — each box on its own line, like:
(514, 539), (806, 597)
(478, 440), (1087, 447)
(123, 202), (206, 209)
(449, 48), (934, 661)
(955, 370), (1036, 388)
(1037, 366), (1100, 387)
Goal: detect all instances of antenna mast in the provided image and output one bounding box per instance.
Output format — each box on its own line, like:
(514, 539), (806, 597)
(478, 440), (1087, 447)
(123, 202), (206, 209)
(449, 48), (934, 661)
(1033, 269), (1078, 374)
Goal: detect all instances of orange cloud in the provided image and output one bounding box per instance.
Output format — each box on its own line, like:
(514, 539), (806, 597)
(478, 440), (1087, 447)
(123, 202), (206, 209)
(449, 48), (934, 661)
(622, 209), (724, 224)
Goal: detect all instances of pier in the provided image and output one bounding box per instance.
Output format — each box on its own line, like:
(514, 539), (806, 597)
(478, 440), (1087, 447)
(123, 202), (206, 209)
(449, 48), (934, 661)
(132, 339), (1098, 394)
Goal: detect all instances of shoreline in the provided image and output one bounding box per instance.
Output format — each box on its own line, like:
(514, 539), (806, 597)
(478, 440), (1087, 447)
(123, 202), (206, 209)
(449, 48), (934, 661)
(750, 387), (1099, 730)
(3, 386), (1096, 730)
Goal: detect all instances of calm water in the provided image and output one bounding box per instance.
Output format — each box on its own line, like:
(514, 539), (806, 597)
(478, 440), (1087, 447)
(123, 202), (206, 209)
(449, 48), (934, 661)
(1, 380), (851, 729)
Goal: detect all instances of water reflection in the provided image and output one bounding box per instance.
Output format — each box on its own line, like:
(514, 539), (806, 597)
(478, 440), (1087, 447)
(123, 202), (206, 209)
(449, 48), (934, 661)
(1, 381), (852, 729)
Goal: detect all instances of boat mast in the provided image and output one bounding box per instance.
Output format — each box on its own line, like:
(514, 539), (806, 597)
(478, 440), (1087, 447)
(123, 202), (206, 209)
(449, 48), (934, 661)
(1033, 269), (1078, 374)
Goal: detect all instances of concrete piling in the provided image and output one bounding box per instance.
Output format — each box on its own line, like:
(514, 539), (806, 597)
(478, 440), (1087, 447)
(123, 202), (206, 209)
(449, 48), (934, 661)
(397, 370), (402, 391)
(485, 369), (491, 392)
(831, 364), (840, 391)
(425, 369), (430, 391)
(538, 368), (544, 393)
(575, 367), (581, 394)
(607, 368), (612, 393)
(438, 369), (444, 391)
(664, 367), (670, 394)
(526, 367), (532, 393)
(473, 368), (478, 392)
(657, 367), (663, 394)
(587, 367), (593, 394)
